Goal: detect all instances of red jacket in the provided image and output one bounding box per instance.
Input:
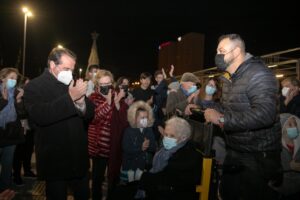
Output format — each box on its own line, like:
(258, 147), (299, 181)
(88, 91), (114, 158)
(108, 99), (129, 184)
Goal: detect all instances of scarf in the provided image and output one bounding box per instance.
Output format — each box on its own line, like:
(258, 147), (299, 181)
(150, 139), (188, 173)
(0, 84), (17, 128)
(134, 140), (188, 199)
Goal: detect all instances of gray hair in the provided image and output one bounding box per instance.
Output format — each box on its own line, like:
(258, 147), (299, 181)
(165, 117), (192, 139)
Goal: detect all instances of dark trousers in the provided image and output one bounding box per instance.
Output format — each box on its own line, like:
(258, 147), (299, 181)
(13, 130), (34, 177)
(92, 156), (108, 200)
(45, 173), (89, 200)
(220, 149), (282, 200)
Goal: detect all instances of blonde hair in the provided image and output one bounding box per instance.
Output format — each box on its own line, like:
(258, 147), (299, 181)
(93, 69), (114, 87)
(0, 68), (19, 80)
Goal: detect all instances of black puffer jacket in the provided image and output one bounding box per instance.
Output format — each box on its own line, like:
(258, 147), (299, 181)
(218, 55), (282, 152)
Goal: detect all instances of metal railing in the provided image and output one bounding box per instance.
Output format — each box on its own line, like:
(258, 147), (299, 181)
(175, 47), (300, 82)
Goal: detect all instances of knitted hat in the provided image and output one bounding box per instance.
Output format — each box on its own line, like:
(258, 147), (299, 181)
(180, 72), (200, 83)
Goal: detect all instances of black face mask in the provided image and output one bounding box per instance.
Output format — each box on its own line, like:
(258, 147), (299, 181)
(215, 54), (229, 71)
(99, 85), (111, 95)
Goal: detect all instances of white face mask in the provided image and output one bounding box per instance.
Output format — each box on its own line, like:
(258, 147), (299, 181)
(139, 118), (148, 128)
(282, 87), (290, 97)
(57, 70), (73, 85)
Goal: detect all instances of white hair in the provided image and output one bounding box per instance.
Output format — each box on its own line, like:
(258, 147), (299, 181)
(165, 117), (192, 139)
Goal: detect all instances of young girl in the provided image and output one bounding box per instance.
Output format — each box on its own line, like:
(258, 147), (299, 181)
(121, 101), (156, 182)
(271, 113), (300, 199)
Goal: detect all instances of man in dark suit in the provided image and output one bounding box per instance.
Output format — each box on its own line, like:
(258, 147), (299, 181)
(24, 47), (94, 200)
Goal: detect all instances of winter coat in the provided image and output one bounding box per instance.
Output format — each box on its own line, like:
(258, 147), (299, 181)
(122, 127), (156, 170)
(139, 140), (202, 200)
(107, 98), (129, 185)
(88, 90), (114, 158)
(0, 85), (25, 147)
(23, 69), (95, 180)
(166, 87), (188, 117)
(217, 55), (282, 152)
(122, 101), (156, 170)
(272, 113), (300, 195)
(153, 80), (168, 112)
(280, 94), (300, 118)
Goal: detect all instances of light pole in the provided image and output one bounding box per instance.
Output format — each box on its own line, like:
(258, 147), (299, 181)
(22, 7), (32, 76)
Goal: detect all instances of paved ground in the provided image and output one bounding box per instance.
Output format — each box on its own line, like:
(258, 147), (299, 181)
(11, 155), (107, 200)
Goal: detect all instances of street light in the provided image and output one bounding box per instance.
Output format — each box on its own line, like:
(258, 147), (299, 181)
(22, 7), (33, 76)
(57, 44), (64, 49)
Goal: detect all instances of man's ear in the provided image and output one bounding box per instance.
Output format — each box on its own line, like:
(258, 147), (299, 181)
(49, 61), (56, 70)
(235, 46), (242, 56)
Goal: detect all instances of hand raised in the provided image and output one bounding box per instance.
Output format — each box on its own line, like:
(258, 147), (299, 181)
(169, 65), (175, 77)
(142, 138), (150, 151)
(69, 79), (87, 101)
(1, 85), (8, 100)
(16, 88), (24, 103)
(114, 89), (126, 103)
(102, 89), (112, 105)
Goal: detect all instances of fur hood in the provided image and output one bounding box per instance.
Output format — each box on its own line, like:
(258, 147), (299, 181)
(280, 113), (300, 158)
(127, 101), (154, 128)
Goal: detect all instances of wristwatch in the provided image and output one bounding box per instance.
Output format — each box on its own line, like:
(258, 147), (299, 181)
(219, 116), (224, 128)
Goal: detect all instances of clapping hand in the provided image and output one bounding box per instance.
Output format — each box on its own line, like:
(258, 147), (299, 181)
(69, 79), (87, 102)
(142, 138), (150, 151)
(1, 84), (8, 100)
(102, 89), (112, 105)
(16, 88), (24, 103)
(114, 89), (126, 110)
(285, 88), (298, 106)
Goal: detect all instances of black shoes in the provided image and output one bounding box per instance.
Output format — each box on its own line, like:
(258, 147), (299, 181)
(23, 171), (37, 179)
(13, 176), (24, 186)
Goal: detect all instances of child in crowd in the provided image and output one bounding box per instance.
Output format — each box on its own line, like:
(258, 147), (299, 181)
(271, 113), (300, 199)
(121, 101), (156, 183)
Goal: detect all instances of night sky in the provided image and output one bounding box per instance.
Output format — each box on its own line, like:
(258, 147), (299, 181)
(0, 0), (299, 80)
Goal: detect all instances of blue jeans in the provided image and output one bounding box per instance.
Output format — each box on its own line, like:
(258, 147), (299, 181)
(0, 145), (16, 192)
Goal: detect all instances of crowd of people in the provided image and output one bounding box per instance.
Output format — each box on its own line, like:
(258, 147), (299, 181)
(1, 33), (300, 200)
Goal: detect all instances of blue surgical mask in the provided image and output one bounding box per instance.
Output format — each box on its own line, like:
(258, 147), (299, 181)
(187, 85), (197, 95)
(287, 127), (299, 139)
(163, 136), (177, 150)
(205, 85), (216, 95)
(6, 79), (17, 89)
